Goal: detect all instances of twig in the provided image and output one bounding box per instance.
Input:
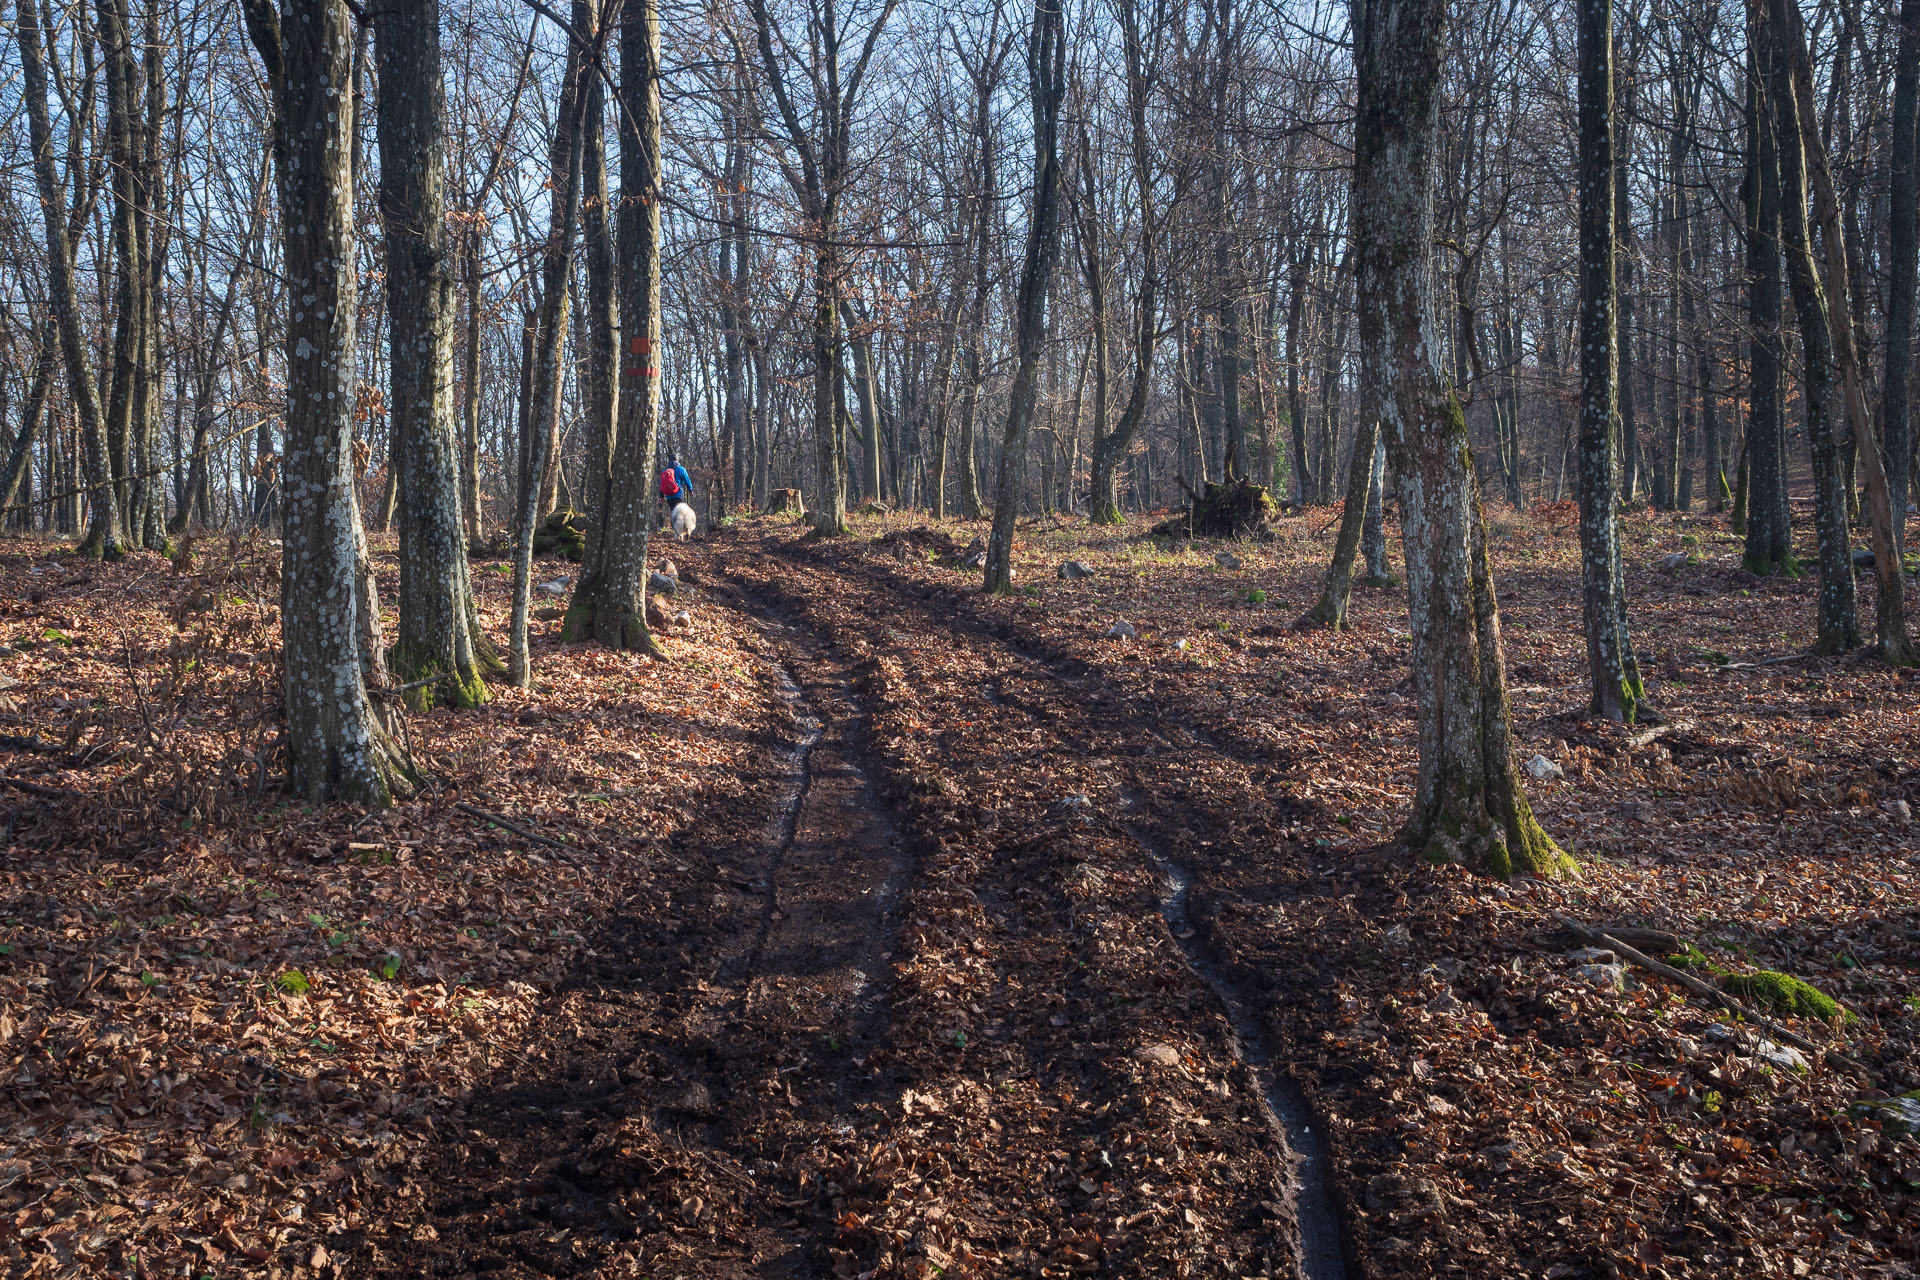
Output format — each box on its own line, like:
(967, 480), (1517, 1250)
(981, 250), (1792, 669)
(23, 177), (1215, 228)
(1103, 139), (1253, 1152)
(369, 675), (444, 700)
(453, 801), (589, 869)
(1710, 654), (1812, 671)
(1556, 915), (1873, 1082)
(565, 787), (647, 801)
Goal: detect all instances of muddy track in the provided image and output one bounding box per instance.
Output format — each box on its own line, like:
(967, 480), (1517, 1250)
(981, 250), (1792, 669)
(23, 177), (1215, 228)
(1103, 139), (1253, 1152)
(357, 596), (914, 1279)
(720, 535), (1358, 1278)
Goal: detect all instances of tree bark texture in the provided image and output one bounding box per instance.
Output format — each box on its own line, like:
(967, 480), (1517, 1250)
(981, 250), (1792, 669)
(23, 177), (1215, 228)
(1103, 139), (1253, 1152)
(379, 0), (494, 708)
(1352, 0), (1568, 878)
(245, 0), (413, 807)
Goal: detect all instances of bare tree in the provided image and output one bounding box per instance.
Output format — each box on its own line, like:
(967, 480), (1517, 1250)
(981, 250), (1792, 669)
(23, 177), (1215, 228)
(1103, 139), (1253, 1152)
(1354, 0), (1568, 876)
(1574, 0), (1645, 720)
(243, 0), (415, 806)
(18, 0), (122, 560)
(983, 0), (1066, 592)
(380, 0), (497, 707)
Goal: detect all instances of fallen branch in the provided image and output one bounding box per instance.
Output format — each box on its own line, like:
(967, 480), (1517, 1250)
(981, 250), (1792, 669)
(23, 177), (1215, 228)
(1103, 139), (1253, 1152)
(369, 675), (444, 700)
(1626, 720), (1692, 750)
(0, 734), (65, 755)
(1557, 915), (1872, 1082)
(453, 801), (588, 869)
(1, 772), (75, 799)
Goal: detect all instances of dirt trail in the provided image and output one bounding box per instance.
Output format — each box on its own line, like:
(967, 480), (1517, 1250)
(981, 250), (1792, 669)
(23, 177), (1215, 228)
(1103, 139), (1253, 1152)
(357, 532), (1350, 1279)
(360, 602), (913, 1278)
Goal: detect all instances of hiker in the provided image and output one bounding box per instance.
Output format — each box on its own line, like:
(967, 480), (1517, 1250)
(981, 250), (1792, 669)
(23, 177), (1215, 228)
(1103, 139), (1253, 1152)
(658, 455), (694, 528)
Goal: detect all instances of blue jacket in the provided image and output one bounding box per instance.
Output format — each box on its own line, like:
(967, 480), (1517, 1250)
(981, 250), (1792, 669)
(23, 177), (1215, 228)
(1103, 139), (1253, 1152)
(671, 463), (693, 501)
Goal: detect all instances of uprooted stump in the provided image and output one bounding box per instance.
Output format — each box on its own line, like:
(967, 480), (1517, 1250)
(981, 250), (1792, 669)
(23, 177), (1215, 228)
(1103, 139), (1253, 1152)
(1147, 478), (1276, 541)
(766, 488), (806, 516)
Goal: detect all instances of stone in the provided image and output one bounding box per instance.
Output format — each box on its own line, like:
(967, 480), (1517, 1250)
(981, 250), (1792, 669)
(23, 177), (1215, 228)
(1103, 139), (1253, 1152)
(1105, 619), (1137, 639)
(1215, 550), (1243, 569)
(1524, 753), (1564, 781)
(1174, 638), (1190, 652)
(1853, 1094), (1920, 1136)
(1573, 962), (1628, 992)
(1853, 547), (1876, 568)
(1750, 1039), (1810, 1072)
(1134, 1043), (1183, 1068)
(1885, 799), (1913, 822)
(1565, 947), (1617, 965)
(539, 578), (569, 597)
(1658, 552), (1689, 571)
(671, 611), (692, 628)
(1058, 560), (1096, 580)
(1425, 990), (1464, 1015)
(649, 571), (677, 596)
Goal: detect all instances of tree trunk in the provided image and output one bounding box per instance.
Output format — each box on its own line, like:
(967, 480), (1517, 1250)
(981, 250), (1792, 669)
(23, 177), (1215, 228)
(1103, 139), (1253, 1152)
(1762, 0), (1861, 654)
(1285, 247), (1313, 503)
(1298, 381), (1380, 628)
(984, 0), (1065, 593)
(1575, 0), (1646, 723)
(1776, 0), (1914, 662)
(1353, 0), (1567, 878)
(510, 18), (586, 685)
(1887, 0), (1920, 559)
(0, 326), (55, 518)
(1743, 42), (1794, 576)
(20, 0), (122, 560)
(1088, 1), (1159, 525)
(244, 0), (414, 807)
(563, 0), (666, 654)
(379, 0), (496, 708)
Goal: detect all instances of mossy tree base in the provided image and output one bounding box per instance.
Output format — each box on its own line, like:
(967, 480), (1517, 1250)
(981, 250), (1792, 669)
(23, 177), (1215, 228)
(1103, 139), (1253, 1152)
(1409, 775), (1576, 880)
(388, 643), (489, 711)
(560, 575), (668, 658)
(1741, 552), (1804, 578)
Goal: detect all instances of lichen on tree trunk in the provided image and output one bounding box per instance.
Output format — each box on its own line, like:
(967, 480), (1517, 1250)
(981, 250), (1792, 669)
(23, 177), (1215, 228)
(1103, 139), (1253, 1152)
(379, 0), (494, 710)
(1352, 0), (1571, 879)
(245, 0), (414, 808)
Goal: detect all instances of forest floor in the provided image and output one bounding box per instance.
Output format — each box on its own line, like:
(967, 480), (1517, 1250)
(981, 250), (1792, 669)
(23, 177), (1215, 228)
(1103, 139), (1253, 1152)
(1, 501), (1918, 1280)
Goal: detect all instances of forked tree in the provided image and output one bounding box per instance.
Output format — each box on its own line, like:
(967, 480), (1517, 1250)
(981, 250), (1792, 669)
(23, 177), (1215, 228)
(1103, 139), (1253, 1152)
(565, 0), (669, 653)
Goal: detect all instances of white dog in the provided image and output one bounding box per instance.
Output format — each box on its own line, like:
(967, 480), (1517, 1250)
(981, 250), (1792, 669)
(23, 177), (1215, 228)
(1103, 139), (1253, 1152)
(670, 501), (697, 541)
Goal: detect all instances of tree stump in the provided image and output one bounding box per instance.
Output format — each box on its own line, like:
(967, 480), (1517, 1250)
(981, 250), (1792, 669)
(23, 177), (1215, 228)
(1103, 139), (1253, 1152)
(766, 488), (806, 516)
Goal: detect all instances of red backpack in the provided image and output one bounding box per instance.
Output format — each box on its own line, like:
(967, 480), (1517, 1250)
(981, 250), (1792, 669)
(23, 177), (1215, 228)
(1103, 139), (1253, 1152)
(659, 468), (680, 499)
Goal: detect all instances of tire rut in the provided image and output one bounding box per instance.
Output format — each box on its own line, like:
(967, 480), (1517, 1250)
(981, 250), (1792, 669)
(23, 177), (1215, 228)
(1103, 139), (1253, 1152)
(361, 582), (917, 1280)
(730, 536), (1356, 1279)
